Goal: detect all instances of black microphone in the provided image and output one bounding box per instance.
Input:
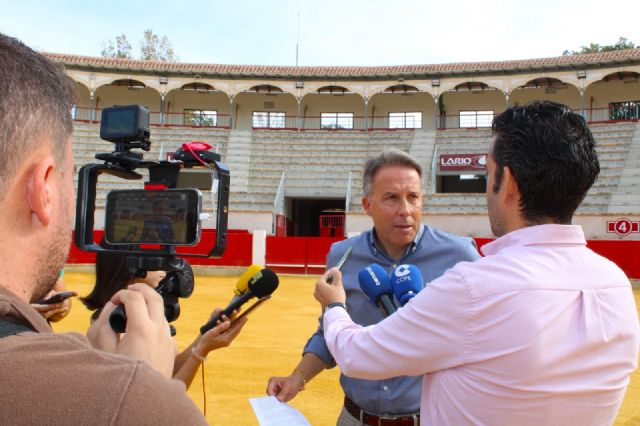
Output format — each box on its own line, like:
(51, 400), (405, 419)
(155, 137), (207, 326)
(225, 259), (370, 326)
(199, 268), (279, 334)
(357, 264), (398, 316)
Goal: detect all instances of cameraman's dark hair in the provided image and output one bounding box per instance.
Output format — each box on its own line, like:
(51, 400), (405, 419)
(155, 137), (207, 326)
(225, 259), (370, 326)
(81, 240), (136, 312)
(363, 149), (422, 197)
(0, 33), (76, 195)
(491, 101), (600, 224)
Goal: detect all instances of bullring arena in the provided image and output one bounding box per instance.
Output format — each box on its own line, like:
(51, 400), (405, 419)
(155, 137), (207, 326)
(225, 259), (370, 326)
(47, 48), (640, 424)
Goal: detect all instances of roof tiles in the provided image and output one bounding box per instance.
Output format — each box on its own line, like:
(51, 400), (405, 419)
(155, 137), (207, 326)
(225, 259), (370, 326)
(43, 49), (640, 79)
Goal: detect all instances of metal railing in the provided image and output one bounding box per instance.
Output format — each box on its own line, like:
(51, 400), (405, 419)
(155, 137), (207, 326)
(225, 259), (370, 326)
(579, 105), (640, 123)
(345, 172), (353, 213)
(437, 113), (494, 130)
(252, 115), (298, 130)
(299, 115), (368, 130)
(72, 107), (231, 128)
(436, 107), (639, 130)
(72, 107), (639, 130)
(272, 171), (286, 235)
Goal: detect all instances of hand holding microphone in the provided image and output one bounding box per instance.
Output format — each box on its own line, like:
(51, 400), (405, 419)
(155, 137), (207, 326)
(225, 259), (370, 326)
(391, 264), (424, 306)
(200, 268), (279, 335)
(358, 264), (399, 316)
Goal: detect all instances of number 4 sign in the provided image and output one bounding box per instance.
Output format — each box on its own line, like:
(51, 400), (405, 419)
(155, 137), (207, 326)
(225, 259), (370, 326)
(607, 218), (640, 236)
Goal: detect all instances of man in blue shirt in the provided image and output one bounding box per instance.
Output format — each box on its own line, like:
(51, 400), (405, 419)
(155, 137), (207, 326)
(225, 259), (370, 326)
(141, 200), (176, 243)
(267, 149), (480, 425)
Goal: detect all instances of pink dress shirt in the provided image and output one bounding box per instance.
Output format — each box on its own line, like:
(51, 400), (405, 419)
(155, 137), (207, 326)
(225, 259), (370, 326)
(324, 224), (640, 425)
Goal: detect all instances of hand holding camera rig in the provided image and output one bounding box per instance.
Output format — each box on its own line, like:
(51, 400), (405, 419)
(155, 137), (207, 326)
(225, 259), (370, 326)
(75, 105), (230, 334)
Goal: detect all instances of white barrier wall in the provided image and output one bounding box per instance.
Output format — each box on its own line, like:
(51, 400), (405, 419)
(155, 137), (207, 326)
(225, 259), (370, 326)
(252, 230), (267, 266)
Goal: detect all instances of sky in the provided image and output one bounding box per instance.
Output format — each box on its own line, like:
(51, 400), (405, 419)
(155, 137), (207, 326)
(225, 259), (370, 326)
(1, 0), (639, 67)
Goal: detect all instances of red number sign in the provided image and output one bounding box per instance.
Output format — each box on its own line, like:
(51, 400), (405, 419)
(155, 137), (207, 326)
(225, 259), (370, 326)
(607, 218), (640, 236)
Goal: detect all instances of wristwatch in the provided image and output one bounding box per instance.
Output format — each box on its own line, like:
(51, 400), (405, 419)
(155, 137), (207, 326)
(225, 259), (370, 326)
(326, 302), (346, 311)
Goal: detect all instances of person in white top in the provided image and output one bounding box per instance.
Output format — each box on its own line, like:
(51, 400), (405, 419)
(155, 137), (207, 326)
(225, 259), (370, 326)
(315, 101), (640, 426)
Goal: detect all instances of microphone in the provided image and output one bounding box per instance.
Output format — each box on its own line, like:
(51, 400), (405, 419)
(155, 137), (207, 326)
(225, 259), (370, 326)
(229, 264), (263, 303)
(391, 264), (424, 306)
(357, 264), (398, 316)
(200, 268), (279, 334)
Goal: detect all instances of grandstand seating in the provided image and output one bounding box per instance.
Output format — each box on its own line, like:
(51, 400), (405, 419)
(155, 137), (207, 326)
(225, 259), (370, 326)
(72, 120), (639, 216)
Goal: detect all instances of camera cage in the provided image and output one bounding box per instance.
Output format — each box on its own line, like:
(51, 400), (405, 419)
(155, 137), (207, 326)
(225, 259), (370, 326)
(75, 105), (230, 333)
(74, 105), (230, 262)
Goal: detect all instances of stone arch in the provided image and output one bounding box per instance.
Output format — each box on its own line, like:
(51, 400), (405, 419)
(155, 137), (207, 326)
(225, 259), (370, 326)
(161, 82), (232, 127)
(584, 71), (640, 121)
(72, 82), (92, 120)
(299, 86), (367, 130)
(369, 84), (436, 130)
(510, 77), (580, 110)
(233, 85), (298, 130)
(438, 81), (505, 128)
(94, 79), (162, 122)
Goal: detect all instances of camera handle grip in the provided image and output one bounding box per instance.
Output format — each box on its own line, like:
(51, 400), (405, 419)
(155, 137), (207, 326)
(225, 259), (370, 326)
(109, 305), (127, 333)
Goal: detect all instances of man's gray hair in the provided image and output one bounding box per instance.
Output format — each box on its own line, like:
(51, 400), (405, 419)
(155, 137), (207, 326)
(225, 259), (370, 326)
(0, 33), (76, 195)
(362, 149), (422, 197)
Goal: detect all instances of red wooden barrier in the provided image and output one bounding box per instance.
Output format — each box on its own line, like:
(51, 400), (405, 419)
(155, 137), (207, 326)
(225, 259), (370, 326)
(67, 229), (252, 267)
(65, 232), (640, 279)
(586, 240), (640, 279)
(473, 238), (640, 279)
(265, 236), (342, 274)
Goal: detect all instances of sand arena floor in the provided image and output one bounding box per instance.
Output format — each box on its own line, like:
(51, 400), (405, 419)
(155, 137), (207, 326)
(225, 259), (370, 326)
(55, 273), (640, 425)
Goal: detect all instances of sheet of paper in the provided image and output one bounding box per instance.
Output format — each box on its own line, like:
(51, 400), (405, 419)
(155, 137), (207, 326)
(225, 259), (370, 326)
(249, 396), (311, 426)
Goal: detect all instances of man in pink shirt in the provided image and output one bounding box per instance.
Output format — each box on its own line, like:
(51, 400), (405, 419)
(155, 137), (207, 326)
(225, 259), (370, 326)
(315, 101), (640, 425)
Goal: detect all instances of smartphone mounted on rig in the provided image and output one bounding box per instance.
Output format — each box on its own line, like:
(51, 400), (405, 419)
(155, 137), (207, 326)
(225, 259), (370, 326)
(75, 105), (230, 333)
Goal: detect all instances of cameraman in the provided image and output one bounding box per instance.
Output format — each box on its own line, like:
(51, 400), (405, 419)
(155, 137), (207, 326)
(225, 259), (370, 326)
(0, 33), (207, 424)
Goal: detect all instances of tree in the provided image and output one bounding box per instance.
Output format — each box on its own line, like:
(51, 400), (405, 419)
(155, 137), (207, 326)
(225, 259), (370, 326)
(563, 37), (636, 56)
(101, 33), (132, 59)
(140, 29), (178, 62)
(101, 30), (178, 62)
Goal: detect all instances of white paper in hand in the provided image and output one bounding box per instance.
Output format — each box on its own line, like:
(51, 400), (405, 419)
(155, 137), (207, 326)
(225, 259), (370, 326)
(249, 396), (311, 426)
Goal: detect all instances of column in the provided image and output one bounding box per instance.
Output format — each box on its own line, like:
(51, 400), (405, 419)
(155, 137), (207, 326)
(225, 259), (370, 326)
(364, 97), (369, 130)
(89, 91), (96, 122)
(229, 94), (235, 129)
(160, 95), (165, 126)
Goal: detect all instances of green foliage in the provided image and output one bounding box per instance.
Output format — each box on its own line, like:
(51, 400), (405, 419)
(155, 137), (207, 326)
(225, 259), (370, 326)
(563, 37), (636, 56)
(101, 29), (178, 62)
(140, 29), (177, 62)
(100, 33), (132, 59)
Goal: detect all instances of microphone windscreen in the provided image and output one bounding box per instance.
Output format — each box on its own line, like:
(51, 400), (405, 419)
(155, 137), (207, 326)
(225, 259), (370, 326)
(391, 264), (424, 306)
(235, 264), (263, 295)
(247, 268), (279, 298)
(358, 264), (392, 305)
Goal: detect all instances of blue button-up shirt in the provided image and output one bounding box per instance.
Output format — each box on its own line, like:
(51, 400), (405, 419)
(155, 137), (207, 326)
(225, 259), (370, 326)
(303, 224), (481, 416)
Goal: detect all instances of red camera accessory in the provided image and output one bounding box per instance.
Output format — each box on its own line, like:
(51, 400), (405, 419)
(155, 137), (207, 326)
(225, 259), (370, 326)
(174, 141), (219, 166)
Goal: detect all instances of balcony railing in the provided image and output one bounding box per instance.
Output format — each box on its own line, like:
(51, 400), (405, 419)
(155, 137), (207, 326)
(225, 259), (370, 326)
(72, 107), (231, 128)
(581, 105), (639, 123)
(436, 107), (639, 130)
(72, 107), (639, 130)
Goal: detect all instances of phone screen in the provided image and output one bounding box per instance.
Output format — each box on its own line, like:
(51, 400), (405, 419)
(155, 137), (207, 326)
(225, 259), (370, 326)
(36, 291), (76, 305)
(105, 189), (202, 246)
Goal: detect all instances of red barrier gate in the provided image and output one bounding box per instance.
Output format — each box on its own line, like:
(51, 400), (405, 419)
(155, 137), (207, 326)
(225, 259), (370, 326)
(265, 236), (342, 274)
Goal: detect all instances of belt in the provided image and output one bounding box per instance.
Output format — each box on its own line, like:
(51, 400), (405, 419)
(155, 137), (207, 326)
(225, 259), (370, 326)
(344, 396), (420, 426)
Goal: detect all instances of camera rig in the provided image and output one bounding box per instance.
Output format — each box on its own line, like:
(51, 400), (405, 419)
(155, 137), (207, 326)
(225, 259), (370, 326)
(74, 105), (230, 333)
